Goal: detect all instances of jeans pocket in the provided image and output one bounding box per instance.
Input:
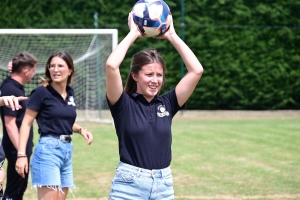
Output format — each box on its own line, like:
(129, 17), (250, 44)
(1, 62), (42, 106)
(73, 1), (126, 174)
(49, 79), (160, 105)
(164, 175), (173, 186)
(114, 169), (136, 183)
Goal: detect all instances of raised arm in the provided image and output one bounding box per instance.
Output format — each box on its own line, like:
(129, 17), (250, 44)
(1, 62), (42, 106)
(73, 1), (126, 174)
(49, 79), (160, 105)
(159, 17), (204, 107)
(106, 12), (142, 105)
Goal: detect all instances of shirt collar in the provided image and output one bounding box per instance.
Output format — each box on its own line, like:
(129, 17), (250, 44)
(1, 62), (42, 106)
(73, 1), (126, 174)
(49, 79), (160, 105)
(7, 76), (24, 89)
(47, 84), (73, 96)
(129, 92), (162, 103)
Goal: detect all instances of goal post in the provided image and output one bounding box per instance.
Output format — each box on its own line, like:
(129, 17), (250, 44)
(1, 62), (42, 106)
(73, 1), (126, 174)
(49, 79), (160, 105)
(0, 29), (118, 123)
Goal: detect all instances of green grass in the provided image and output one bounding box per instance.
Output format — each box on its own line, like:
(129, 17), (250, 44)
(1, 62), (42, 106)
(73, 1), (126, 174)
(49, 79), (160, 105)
(3, 111), (300, 199)
(171, 119), (300, 197)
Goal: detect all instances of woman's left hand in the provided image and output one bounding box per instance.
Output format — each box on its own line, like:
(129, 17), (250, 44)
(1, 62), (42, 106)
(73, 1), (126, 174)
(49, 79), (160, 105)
(80, 129), (93, 145)
(154, 15), (176, 40)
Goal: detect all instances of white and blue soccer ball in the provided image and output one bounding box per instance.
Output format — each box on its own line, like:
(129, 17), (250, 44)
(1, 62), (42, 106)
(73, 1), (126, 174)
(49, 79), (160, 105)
(132, 0), (172, 37)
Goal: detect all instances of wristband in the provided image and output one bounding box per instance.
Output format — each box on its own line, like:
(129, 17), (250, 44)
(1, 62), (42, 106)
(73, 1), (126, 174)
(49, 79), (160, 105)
(17, 152), (26, 155)
(17, 155), (27, 158)
(79, 127), (87, 134)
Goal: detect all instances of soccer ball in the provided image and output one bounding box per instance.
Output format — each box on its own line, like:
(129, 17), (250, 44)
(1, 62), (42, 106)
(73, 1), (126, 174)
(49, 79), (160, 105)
(132, 0), (172, 37)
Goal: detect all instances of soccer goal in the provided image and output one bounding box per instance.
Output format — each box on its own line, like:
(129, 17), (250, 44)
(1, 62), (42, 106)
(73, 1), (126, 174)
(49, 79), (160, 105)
(0, 29), (118, 123)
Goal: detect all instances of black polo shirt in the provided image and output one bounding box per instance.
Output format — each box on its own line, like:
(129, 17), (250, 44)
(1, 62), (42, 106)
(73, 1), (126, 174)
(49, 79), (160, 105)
(0, 76), (33, 158)
(108, 89), (184, 170)
(27, 85), (77, 136)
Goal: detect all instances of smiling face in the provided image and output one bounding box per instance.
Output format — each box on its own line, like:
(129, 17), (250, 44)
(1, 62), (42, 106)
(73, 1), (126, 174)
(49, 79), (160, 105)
(48, 56), (72, 84)
(124, 48), (166, 96)
(132, 62), (164, 102)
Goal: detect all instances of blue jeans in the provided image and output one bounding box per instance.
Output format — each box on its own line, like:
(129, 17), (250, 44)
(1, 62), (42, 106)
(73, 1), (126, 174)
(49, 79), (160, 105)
(30, 137), (74, 188)
(109, 162), (174, 200)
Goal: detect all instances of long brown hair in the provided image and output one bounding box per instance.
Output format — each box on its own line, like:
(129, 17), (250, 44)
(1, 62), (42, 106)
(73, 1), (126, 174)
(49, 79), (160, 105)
(124, 48), (166, 94)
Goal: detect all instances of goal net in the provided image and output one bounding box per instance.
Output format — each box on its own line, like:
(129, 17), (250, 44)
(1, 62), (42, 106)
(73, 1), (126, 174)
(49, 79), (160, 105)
(0, 29), (118, 123)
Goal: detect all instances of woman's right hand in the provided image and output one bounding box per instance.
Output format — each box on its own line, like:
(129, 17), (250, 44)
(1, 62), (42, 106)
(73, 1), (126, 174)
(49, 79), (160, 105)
(128, 12), (143, 38)
(15, 156), (28, 178)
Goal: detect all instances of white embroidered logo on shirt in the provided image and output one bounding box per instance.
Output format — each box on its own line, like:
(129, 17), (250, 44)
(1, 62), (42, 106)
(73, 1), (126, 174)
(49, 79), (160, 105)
(68, 96), (76, 106)
(157, 105), (169, 117)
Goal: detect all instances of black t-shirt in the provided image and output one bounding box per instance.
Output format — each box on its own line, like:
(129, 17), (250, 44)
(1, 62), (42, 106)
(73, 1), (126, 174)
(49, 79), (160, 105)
(27, 85), (77, 136)
(0, 76), (33, 158)
(108, 89), (184, 170)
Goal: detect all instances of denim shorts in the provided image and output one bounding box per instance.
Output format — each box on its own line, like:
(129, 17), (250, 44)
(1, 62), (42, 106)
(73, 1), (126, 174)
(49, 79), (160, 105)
(109, 162), (174, 200)
(30, 136), (74, 188)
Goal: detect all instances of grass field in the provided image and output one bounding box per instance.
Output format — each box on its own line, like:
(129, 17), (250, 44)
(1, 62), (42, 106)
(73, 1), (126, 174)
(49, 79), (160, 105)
(2, 110), (300, 200)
